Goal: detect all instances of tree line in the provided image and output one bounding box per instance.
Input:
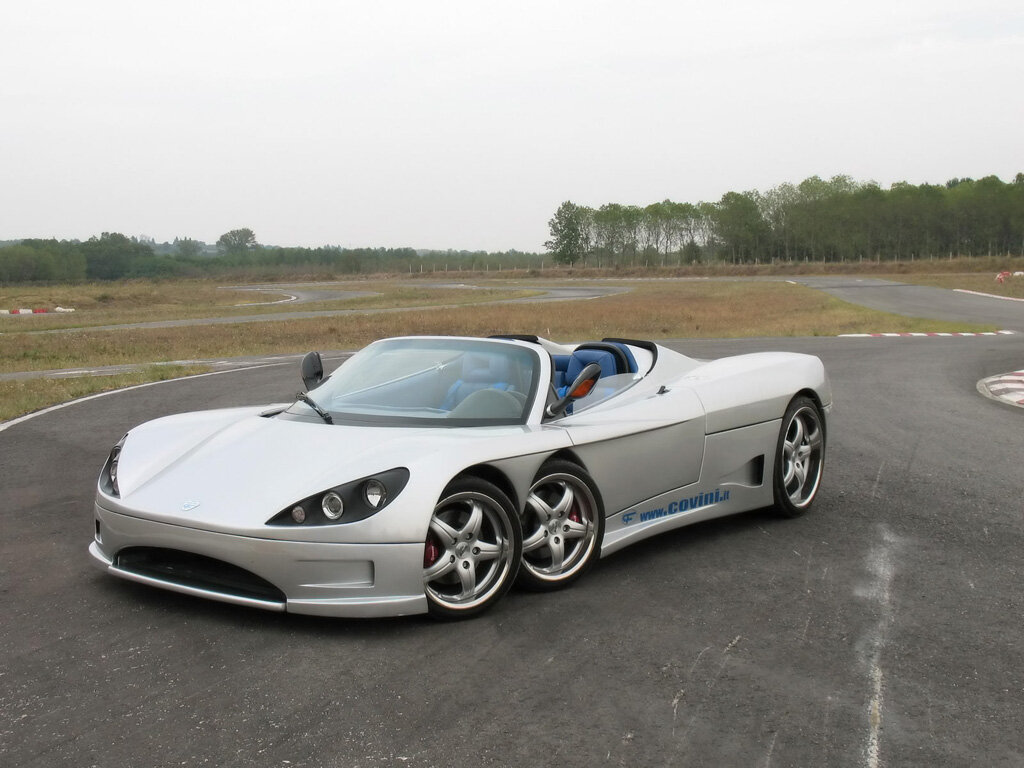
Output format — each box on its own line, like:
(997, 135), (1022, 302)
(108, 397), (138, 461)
(0, 228), (539, 284)
(545, 174), (1024, 265)
(3, 173), (1023, 285)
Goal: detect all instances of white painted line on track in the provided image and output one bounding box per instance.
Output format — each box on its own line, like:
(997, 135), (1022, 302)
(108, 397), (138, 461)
(233, 292), (299, 307)
(48, 370), (105, 378)
(0, 362), (287, 434)
(953, 288), (1024, 303)
(856, 524), (901, 768)
(839, 330), (1015, 337)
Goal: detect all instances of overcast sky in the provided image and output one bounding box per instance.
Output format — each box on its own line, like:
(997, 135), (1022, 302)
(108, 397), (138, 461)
(2, 1), (1022, 252)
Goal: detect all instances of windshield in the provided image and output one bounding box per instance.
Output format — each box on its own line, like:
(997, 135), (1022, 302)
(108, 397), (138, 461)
(286, 338), (541, 426)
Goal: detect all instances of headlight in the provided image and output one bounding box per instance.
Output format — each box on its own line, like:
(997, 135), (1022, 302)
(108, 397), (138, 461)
(322, 492), (344, 520)
(267, 468), (410, 526)
(363, 479), (387, 508)
(100, 434), (128, 497)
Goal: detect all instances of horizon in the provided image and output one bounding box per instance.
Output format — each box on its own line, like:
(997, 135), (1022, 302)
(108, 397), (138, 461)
(2, 1), (1021, 251)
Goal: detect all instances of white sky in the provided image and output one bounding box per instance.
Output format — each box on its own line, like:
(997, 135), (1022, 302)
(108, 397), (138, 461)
(1, 1), (1022, 252)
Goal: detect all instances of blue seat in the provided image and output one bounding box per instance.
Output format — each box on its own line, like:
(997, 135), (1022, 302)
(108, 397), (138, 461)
(597, 341), (638, 373)
(442, 353), (514, 410)
(551, 354), (571, 389)
(566, 349), (617, 380)
(557, 348), (617, 398)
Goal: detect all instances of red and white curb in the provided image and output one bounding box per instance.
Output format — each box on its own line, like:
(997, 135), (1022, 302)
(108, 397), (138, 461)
(0, 307), (75, 315)
(839, 330), (1015, 338)
(978, 370), (1024, 408)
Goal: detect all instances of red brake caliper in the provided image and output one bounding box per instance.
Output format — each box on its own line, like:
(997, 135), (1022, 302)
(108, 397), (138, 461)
(424, 536), (441, 567)
(568, 503), (581, 523)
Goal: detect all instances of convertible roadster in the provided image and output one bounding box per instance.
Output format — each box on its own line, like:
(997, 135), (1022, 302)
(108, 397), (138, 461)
(90, 335), (830, 619)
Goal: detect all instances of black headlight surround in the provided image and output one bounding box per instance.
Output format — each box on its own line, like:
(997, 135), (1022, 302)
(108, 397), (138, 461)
(266, 468), (410, 526)
(99, 434), (128, 497)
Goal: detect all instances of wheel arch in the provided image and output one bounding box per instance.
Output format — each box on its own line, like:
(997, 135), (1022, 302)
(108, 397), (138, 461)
(448, 448), (591, 516)
(793, 387), (828, 436)
(448, 464), (520, 511)
(545, 448), (589, 473)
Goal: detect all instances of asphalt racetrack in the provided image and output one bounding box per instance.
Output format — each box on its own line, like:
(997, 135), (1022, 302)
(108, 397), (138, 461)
(1, 280), (1023, 767)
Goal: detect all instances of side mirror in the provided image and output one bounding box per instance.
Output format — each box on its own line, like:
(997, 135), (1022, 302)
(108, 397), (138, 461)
(300, 351), (324, 391)
(545, 362), (602, 418)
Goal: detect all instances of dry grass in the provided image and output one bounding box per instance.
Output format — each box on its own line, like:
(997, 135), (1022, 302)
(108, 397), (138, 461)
(0, 281), (993, 374)
(0, 365), (209, 422)
(0, 279), (535, 331)
(430, 281), (994, 339)
(409, 254), (1024, 281)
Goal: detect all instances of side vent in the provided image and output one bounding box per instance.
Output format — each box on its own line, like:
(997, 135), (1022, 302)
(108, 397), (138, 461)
(721, 455), (765, 487)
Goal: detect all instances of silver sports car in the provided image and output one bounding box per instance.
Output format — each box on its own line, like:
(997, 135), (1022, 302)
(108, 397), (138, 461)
(90, 335), (830, 619)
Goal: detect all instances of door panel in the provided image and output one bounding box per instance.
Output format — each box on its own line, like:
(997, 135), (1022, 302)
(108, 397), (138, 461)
(565, 387), (705, 515)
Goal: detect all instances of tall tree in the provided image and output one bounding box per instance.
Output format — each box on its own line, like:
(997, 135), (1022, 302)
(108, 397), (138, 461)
(545, 202), (588, 264)
(174, 237), (203, 259)
(79, 232), (155, 280)
(217, 228), (257, 255)
(713, 192), (769, 262)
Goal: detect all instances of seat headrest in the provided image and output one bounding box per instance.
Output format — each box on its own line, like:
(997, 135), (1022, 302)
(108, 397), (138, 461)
(461, 352), (512, 383)
(565, 349), (617, 381)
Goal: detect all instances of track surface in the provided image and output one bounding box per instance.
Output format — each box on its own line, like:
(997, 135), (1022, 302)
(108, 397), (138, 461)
(2, 284), (1023, 767)
(793, 276), (1024, 331)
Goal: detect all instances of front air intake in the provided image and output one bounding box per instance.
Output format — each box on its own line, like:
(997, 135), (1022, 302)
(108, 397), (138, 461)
(115, 547), (285, 603)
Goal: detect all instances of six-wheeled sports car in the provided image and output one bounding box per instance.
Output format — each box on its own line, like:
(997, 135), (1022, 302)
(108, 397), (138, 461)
(90, 335), (830, 619)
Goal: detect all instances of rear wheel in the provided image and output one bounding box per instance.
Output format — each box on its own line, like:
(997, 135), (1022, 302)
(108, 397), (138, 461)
(773, 396), (825, 517)
(517, 460), (604, 591)
(423, 478), (521, 619)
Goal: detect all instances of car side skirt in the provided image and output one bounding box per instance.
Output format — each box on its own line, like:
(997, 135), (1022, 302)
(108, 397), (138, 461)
(600, 419), (780, 556)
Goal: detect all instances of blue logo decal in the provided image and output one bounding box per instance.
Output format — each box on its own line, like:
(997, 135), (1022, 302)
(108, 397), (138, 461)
(622, 488), (729, 526)
(181, 501), (201, 511)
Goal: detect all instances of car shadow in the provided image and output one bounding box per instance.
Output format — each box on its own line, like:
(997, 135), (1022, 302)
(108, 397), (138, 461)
(92, 505), (801, 635)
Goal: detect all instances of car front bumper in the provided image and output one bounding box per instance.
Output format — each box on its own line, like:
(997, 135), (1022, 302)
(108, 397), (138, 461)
(90, 503), (428, 617)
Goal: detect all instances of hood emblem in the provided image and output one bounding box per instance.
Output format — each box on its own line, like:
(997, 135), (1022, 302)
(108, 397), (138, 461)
(181, 501), (201, 511)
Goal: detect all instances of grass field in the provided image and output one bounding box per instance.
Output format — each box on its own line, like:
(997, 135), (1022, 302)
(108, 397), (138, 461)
(0, 275), (1001, 422)
(0, 365), (209, 422)
(0, 280), (536, 330)
(0, 280), (994, 374)
(445, 253), (1024, 281)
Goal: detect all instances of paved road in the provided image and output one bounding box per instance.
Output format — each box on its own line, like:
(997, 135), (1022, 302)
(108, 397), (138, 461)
(793, 276), (1024, 332)
(2, 278), (1024, 766)
(1, 330), (1023, 767)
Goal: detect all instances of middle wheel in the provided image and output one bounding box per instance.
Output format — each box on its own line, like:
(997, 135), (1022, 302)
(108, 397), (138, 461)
(518, 460), (604, 591)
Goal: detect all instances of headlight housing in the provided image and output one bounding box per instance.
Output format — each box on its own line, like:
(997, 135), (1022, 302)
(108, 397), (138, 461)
(99, 434), (128, 497)
(267, 468), (410, 526)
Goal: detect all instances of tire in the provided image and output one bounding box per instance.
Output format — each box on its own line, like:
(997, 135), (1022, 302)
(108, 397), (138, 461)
(423, 478), (522, 619)
(517, 460), (604, 591)
(773, 396), (826, 517)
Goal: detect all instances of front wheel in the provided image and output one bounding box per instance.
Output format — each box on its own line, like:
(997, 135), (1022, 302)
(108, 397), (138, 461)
(773, 396), (826, 517)
(423, 478), (522, 619)
(517, 461), (604, 591)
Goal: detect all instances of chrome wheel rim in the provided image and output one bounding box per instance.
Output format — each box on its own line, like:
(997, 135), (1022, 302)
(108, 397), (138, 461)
(521, 472), (598, 582)
(423, 491), (514, 611)
(781, 405), (824, 508)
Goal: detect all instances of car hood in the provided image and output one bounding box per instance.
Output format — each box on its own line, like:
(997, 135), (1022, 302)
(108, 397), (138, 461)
(109, 406), (542, 532)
